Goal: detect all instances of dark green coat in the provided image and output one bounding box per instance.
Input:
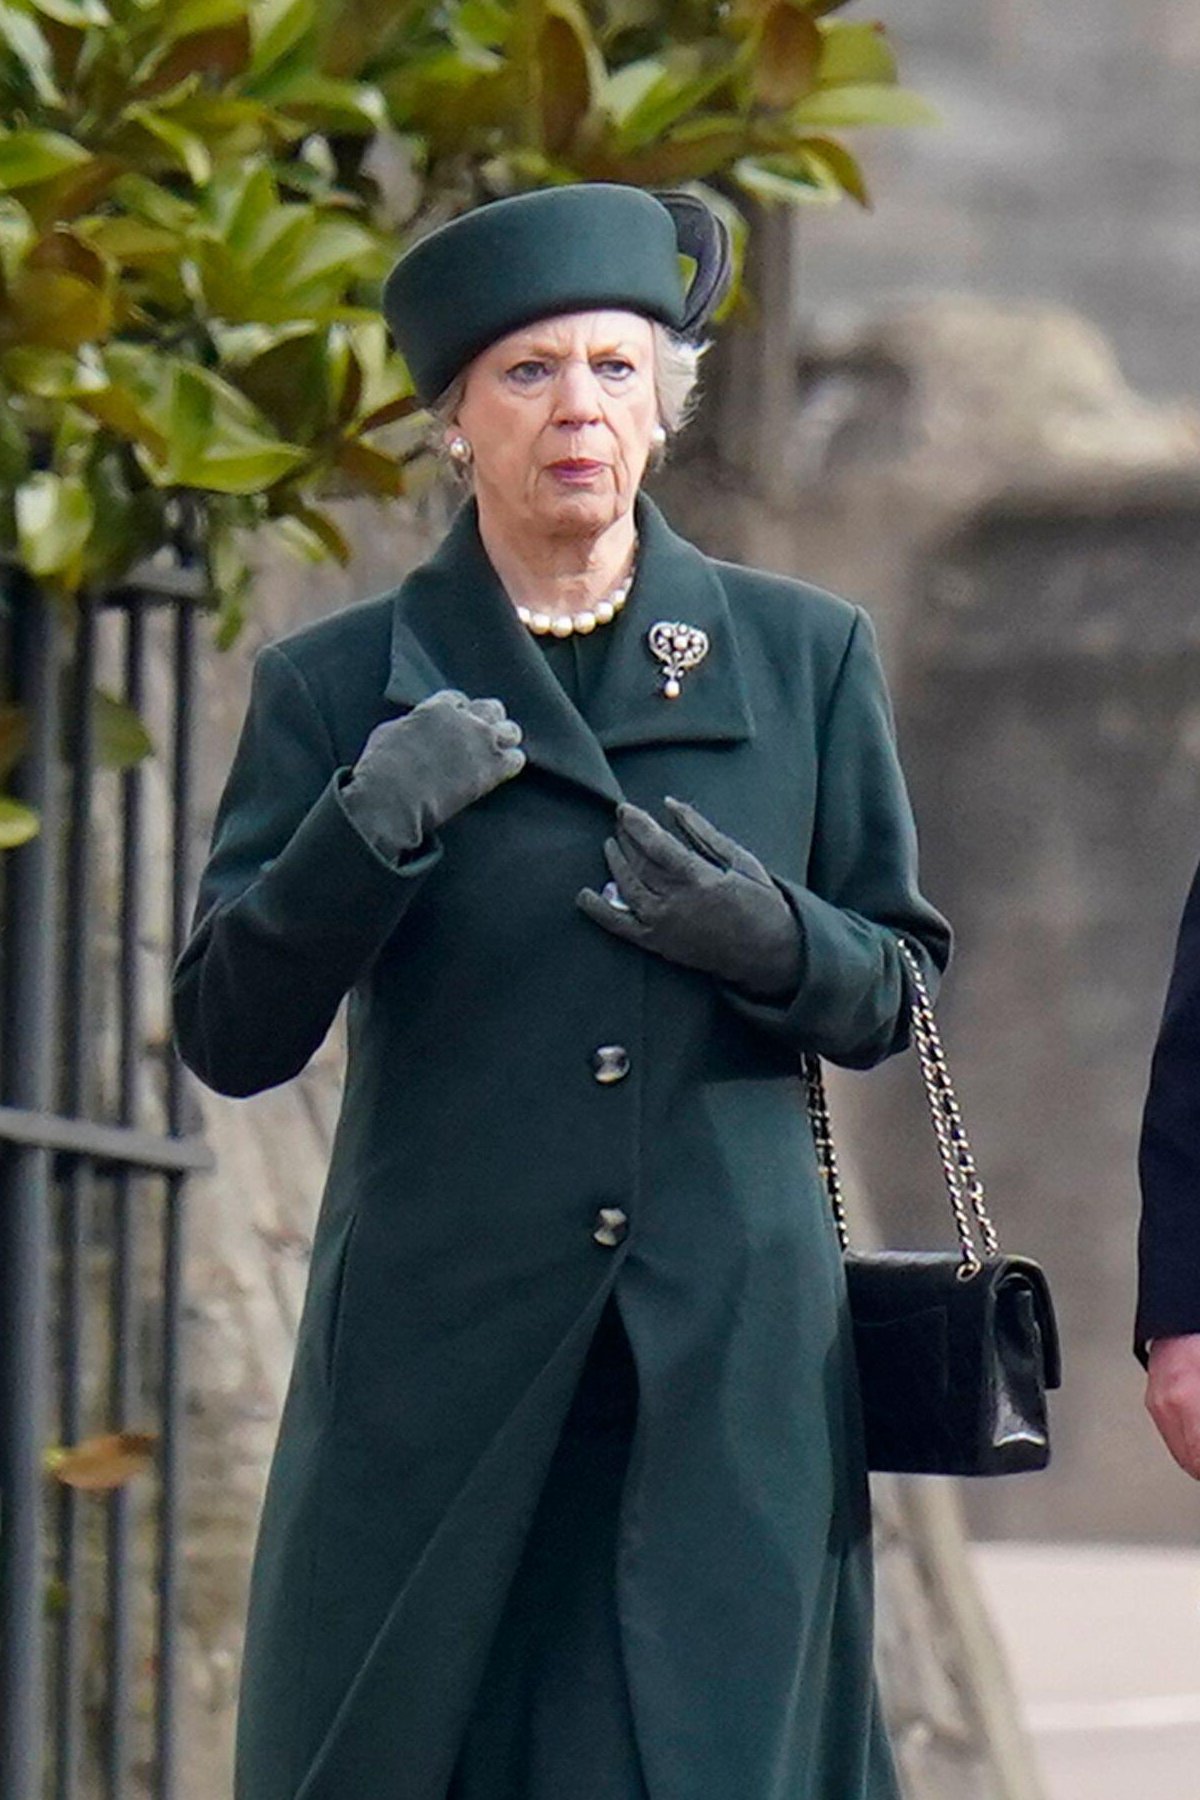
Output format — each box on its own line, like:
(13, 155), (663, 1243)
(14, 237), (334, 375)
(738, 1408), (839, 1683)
(174, 496), (950, 1800)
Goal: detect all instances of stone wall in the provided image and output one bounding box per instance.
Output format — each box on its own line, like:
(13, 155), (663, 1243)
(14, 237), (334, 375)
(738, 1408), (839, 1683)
(796, 0), (1200, 404)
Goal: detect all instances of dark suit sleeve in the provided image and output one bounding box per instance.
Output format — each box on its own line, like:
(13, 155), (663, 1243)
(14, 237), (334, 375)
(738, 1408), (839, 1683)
(1136, 860), (1200, 1359)
(726, 608), (952, 1068)
(172, 644), (441, 1098)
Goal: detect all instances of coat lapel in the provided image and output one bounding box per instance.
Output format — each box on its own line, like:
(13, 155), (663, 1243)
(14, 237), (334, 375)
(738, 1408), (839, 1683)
(386, 501), (623, 807)
(385, 496), (754, 809)
(585, 495), (755, 753)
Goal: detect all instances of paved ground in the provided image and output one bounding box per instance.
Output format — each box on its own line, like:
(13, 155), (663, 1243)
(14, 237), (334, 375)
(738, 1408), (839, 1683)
(971, 1543), (1200, 1800)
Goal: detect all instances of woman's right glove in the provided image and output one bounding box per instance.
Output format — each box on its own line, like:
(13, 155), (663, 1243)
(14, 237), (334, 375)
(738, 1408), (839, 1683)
(341, 689), (525, 860)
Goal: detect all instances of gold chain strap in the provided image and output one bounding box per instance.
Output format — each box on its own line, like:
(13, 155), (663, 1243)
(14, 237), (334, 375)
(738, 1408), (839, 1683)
(803, 939), (999, 1275)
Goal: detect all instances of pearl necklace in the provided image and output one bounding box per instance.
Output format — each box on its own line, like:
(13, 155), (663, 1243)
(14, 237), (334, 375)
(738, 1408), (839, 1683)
(516, 551), (637, 638)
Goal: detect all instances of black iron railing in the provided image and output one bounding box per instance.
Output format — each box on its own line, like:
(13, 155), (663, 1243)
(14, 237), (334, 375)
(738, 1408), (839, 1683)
(1, 566), (213, 1800)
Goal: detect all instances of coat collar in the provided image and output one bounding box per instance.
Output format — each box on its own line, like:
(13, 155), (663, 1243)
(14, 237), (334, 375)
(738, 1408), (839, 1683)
(385, 494), (755, 807)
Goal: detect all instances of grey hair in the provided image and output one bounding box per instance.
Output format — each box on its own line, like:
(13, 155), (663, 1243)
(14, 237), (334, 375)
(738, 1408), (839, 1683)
(429, 321), (707, 463)
(651, 322), (706, 436)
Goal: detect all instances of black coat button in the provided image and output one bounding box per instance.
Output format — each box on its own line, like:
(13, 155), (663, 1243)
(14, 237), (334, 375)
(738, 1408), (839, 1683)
(593, 1208), (629, 1247)
(592, 1045), (631, 1084)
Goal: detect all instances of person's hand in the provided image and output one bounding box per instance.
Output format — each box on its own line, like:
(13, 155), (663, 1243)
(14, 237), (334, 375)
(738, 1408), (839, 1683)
(1145, 1334), (1200, 1479)
(343, 689), (525, 858)
(577, 798), (801, 1000)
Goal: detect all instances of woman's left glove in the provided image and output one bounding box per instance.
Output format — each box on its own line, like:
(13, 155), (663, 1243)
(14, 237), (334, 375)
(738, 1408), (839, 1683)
(576, 799), (801, 1000)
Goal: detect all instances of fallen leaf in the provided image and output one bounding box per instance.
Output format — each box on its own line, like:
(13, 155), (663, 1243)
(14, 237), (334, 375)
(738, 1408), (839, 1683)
(45, 1431), (158, 1491)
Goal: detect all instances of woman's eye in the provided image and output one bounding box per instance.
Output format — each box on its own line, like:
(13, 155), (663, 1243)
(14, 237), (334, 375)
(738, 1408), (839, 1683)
(507, 360), (551, 383)
(595, 358), (634, 379)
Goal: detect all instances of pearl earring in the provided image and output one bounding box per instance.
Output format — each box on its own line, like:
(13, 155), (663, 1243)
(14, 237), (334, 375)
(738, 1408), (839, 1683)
(651, 424), (667, 448)
(448, 434), (472, 466)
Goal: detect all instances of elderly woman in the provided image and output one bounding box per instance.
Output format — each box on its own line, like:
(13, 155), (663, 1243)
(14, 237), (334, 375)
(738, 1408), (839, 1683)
(173, 184), (950, 1800)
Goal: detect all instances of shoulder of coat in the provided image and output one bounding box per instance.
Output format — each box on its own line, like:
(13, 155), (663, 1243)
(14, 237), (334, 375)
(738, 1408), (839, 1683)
(711, 558), (862, 642)
(261, 591), (398, 716)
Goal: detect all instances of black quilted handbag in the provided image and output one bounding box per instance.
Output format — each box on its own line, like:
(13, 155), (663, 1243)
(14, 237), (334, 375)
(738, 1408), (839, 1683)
(804, 941), (1062, 1477)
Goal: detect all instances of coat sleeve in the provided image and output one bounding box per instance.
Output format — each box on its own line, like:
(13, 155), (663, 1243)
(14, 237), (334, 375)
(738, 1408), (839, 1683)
(726, 607), (951, 1069)
(1136, 860), (1200, 1359)
(172, 643), (441, 1098)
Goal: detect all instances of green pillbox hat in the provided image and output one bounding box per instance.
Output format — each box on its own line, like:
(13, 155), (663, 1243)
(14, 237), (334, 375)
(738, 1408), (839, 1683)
(382, 185), (689, 405)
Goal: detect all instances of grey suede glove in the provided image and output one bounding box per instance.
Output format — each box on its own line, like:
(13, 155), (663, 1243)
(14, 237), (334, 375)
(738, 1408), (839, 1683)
(576, 798), (802, 1000)
(342, 689), (525, 860)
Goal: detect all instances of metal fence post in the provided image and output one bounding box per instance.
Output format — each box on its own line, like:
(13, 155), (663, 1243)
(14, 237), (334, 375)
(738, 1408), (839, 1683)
(0, 571), (62, 1800)
(1, 564), (212, 1799)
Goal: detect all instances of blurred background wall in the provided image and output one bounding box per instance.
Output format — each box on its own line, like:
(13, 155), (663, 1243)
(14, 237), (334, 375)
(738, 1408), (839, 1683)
(798, 0), (1200, 400)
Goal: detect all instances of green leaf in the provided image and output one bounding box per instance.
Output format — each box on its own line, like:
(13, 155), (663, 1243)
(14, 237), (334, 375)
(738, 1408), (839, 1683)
(213, 588), (246, 649)
(194, 201), (385, 325)
(0, 795), (40, 848)
(267, 510), (328, 561)
(123, 103), (214, 185)
(80, 214), (182, 266)
(268, 497), (350, 563)
(134, 17), (254, 92)
(30, 0), (110, 23)
(818, 20), (897, 88)
(355, 389), (419, 432)
(379, 48), (511, 144)
(607, 52), (734, 150)
(15, 470), (93, 578)
(601, 56), (663, 126)
(268, 72), (387, 133)
(454, 0), (512, 53)
(0, 195), (35, 273)
(734, 152), (840, 205)
(610, 116), (749, 185)
(247, 0), (314, 80)
(799, 133), (871, 205)
(205, 156), (278, 252)
(0, 400), (30, 481)
(1, 344), (79, 394)
(26, 224), (109, 287)
(2, 262), (116, 350)
(78, 448), (164, 581)
(789, 83), (939, 128)
(207, 318), (312, 363)
(206, 496), (252, 607)
(93, 689), (154, 769)
(0, 4), (64, 105)
(331, 437), (406, 496)
(108, 172), (201, 233)
(231, 324), (334, 440)
(538, 0), (601, 156)
(753, 1), (821, 110)
(162, 0), (248, 42)
(75, 371), (170, 463)
(0, 130), (91, 191)
(316, 0), (424, 76)
(134, 363), (309, 493)
(285, 213), (382, 290)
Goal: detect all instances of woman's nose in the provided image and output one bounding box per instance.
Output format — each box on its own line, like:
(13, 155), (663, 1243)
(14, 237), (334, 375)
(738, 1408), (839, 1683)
(551, 360), (603, 424)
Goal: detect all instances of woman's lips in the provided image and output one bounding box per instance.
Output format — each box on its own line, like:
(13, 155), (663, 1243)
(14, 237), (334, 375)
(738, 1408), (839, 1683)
(548, 459), (607, 482)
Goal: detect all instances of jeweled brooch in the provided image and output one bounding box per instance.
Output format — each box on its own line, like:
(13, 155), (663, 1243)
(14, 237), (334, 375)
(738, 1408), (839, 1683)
(646, 621), (710, 699)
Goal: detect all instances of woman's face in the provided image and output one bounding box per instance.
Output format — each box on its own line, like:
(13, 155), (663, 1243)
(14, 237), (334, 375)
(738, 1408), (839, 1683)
(452, 309), (659, 542)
